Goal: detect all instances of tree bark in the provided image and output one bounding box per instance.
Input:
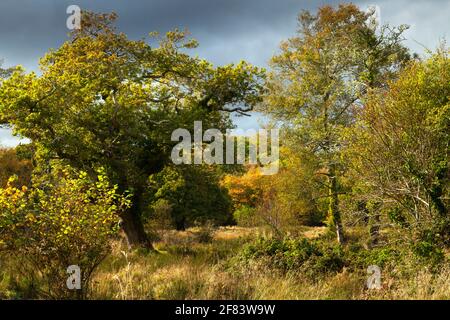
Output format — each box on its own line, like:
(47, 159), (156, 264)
(369, 211), (381, 247)
(328, 164), (344, 244)
(121, 205), (154, 250)
(368, 201), (382, 248)
(120, 188), (154, 250)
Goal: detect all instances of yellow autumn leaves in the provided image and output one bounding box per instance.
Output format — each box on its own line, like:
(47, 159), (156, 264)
(0, 167), (130, 253)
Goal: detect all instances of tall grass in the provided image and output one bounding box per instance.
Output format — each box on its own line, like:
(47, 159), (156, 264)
(1, 226), (449, 300)
(89, 227), (449, 300)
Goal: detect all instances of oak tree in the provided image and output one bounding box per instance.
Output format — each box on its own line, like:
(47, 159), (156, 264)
(0, 12), (264, 248)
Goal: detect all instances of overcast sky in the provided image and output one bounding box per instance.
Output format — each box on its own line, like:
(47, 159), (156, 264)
(1, 0), (449, 146)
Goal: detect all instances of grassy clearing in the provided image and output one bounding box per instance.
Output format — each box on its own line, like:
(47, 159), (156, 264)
(1, 225), (448, 300)
(86, 226), (449, 300)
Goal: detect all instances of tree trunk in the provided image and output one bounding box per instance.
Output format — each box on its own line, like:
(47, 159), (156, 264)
(120, 188), (154, 250)
(369, 211), (381, 248)
(368, 201), (382, 248)
(175, 216), (186, 231)
(121, 205), (154, 249)
(328, 164), (344, 244)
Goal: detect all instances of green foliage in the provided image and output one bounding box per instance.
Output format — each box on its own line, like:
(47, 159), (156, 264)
(347, 245), (401, 269)
(1, 4), (450, 300)
(413, 229), (446, 265)
(148, 165), (232, 230)
(412, 241), (444, 265)
(233, 205), (257, 227)
(147, 198), (173, 231)
(387, 207), (409, 228)
(270, 149), (327, 227)
(303, 244), (346, 276)
(239, 237), (346, 276)
(347, 49), (450, 247)
(0, 167), (129, 299)
(260, 4), (410, 243)
(236, 234), (444, 278)
(0, 11), (264, 246)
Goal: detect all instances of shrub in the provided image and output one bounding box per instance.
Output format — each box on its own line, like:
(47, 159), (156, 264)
(239, 237), (343, 273)
(412, 240), (445, 265)
(237, 237), (410, 278)
(0, 168), (130, 299)
(147, 198), (174, 235)
(303, 244), (346, 276)
(148, 165), (232, 230)
(233, 205), (257, 227)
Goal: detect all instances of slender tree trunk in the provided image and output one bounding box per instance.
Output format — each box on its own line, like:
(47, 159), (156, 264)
(368, 201), (382, 248)
(328, 164), (344, 244)
(369, 211), (381, 247)
(322, 97), (344, 243)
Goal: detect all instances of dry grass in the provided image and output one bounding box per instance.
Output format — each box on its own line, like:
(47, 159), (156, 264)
(88, 227), (450, 300)
(365, 267), (450, 300)
(214, 226), (258, 240)
(2, 226), (447, 300)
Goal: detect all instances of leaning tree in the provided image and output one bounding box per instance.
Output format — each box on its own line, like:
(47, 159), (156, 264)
(0, 12), (264, 248)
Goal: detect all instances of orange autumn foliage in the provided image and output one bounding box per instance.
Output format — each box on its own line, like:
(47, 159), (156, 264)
(222, 166), (266, 210)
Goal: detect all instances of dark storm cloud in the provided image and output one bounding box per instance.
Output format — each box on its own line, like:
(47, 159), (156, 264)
(0, 0), (335, 143)
(1, 1), (449, 145)
(1, 0), (448, 70)
(0, 0), (335, 71)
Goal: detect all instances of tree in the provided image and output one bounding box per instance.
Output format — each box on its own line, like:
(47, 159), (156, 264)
(348, 49), (450, 247)
(148, 165), (232, 230)
(0, 61), (14, 79)
(223, 152), (324, 231)
(0, 12), (264, 248)
(222, 165), (264, 210)
(261, 4), (410, 243)
(265, 147), (326, 227)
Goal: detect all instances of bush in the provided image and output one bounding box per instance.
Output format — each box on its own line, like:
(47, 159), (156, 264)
(239, 237), (347, 275)
(413, 241), (445, 265)
(233, 205), (257, 227)
(236, 237), (414, 278)
(0, 168), (130, 299)
(147, 198), (174, 232)
(303, 244), (346, 276)
(337, 244), (401, 276)
(148, 165), (232, 230)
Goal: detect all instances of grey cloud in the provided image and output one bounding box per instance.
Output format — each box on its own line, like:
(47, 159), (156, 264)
(0, 0), (333, 69)
(0, 1), (449, 144)
(1, 0), (448, 69)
